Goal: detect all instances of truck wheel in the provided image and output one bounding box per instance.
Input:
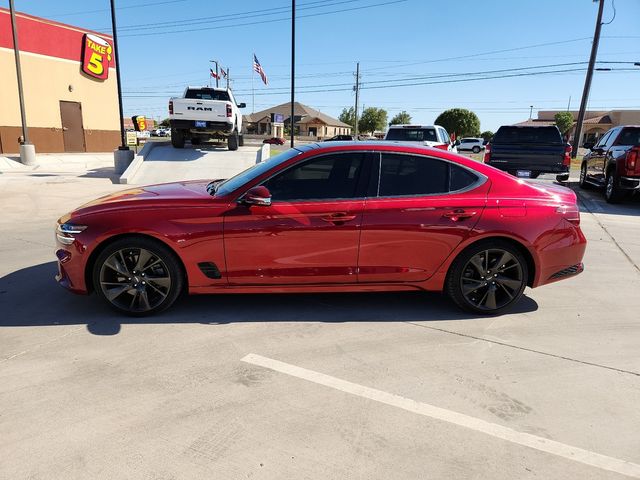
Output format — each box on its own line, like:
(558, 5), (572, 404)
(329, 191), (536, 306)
(579, 163), (591, 189)
(605, 172), (625, 203)
(228, 130), (239, 151)
(238, 134), (244, 147)
(472, 146), (481, 154)
(171, 129), (185, 149)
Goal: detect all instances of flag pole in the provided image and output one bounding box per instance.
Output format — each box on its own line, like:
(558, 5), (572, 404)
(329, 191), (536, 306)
(251, 54), (255, 113)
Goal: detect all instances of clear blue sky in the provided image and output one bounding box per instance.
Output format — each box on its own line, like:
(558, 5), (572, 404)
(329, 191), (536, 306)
(4, 0), (640, 131)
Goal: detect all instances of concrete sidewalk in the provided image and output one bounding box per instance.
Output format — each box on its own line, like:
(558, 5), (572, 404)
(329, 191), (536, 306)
(0, 152), (114, 175)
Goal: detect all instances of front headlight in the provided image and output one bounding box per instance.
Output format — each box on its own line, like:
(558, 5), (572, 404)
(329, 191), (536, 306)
(56, 223), (88, 245)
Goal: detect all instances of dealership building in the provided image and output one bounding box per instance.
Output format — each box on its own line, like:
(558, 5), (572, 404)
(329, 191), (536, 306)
(0, 8), (120, 154)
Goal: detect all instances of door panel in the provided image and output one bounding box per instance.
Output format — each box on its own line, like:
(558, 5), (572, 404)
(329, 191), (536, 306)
(59, 101), (86, 152)
(223, 200), (364, 284)
(358, 190), (488, 283)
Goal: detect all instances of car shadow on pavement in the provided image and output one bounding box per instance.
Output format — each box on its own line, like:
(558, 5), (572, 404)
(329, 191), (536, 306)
(0, 262), (539, 336)
(566, 181), (640, 217)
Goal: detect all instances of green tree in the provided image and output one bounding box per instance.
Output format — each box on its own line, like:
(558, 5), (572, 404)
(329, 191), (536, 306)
(160, 118), (170, 127)
(358, 107), (388, 135)
(338, 107), (356, 130)
(480, 130), (494, 142)
(434, 108), (480, 137)
(389, 110), (412, 126)
(554, 111), (574, 136)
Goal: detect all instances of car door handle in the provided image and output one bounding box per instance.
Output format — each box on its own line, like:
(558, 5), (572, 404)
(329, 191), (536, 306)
(442, 209), (477, 221)
(321, 212), (357, 224)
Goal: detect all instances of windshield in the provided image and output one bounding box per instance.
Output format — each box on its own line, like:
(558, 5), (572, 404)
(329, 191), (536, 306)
(386, 128), (437, 142)
(493, 126), (562, 144)
(213, 148), (302, 197)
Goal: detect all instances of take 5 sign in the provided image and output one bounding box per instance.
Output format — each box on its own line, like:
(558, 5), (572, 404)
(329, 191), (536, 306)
(81, 33), (112, 80)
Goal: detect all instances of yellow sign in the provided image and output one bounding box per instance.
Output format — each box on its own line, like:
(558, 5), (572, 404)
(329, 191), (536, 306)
(81, 34), (112, 80)
(126, 131), (138, 146)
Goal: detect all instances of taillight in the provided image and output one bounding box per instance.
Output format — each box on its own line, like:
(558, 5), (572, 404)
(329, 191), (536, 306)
(226, 103), (232, 117)
(556, 204), (580, 226)
(563, 144), (572, 166)
(169, 100), (173, 115)
(625, 148), (639, 172)
(483, 144), (491, 163)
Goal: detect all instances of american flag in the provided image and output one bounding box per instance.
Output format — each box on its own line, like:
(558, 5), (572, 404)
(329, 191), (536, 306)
(209, 68), (219, 80)
(220, 68), (227, 79)
(253, 54), (268, 86)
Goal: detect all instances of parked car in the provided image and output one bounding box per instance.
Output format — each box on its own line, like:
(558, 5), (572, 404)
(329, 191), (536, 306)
(55, 141), (586, 316)
(385, 124), (457, 152)
(456, 137), (485, 154)
(484, 125), (571, 180)
(579, 125), (640, 203)
(263, 137), (285, 145)
(169, 86), (245, 150)
(325, 135), (354, 141)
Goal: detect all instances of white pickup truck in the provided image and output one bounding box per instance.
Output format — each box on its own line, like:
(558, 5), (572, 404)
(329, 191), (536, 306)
(169, 87), (245, 150)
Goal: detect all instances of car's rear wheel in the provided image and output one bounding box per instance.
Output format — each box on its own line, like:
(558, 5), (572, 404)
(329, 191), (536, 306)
(472, 146), (481, 153)
(228, 130), (239, 151)
(605, 172), (625, 203)
(171, 129), (184, 148)
(93, 237), (183, 316)
(446, 240), (528, 315)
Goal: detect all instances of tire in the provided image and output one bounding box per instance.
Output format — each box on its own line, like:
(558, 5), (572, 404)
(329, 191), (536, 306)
(92, 237), (184, 316)
(445, 239), (528, 315)
(228, 130), (239, 151)
(191, 137), (201, 146)
(472, 146), (481, 154)
(578, 163), (591, 189)
(238, 134), (244, 147)
(605, 171), (625, 203)
(171, 129), (184, 148)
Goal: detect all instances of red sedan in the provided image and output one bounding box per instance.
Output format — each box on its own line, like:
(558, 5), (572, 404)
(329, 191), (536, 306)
(263, 137), (285, 145)
(55, 142), (586, 316)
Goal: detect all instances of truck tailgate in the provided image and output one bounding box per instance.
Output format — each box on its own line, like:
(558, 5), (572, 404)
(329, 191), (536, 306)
(171, 98), (230, 122)
(489, 143), (565, 170)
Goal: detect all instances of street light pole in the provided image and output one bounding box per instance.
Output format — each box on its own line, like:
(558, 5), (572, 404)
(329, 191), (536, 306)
(9, 0), (36, 165)
(110, 0), (127, 151)
(572, 0), (605, 158)
(290, 0), (295, 148)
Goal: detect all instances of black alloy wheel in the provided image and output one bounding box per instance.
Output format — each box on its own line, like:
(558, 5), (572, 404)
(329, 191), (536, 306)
(93, 238), (183, 316)
(605, 173), (624, 203)
(447, 241), (527, 314)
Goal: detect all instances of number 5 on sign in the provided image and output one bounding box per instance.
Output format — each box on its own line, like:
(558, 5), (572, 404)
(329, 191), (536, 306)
(81, 33), (112, 80)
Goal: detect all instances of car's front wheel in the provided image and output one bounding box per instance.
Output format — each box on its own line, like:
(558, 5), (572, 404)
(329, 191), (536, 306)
(605, 172), (625, 203)
(92, 237), (184, 316)
(446, 240), (528, 315)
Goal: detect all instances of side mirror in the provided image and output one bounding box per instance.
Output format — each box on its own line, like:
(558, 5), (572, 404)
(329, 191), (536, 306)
(583, 142), (594, 150)
(238, 102), (246, 109)
(242, 186), (271, 206)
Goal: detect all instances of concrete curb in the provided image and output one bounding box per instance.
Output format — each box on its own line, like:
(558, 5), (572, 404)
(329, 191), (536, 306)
(256, 143), (270, 164)
(119, 141), (169, 184)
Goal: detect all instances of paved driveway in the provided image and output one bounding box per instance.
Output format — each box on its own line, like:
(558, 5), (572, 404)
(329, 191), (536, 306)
(0, 169), (639, 479)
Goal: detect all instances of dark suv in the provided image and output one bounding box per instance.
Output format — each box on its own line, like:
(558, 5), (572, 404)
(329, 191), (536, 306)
(484, 125), (571, 180)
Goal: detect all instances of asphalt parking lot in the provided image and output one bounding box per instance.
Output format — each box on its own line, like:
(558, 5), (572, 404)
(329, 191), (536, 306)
(1, 167), (639, 479)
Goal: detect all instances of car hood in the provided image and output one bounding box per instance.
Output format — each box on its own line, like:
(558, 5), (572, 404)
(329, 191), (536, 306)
(73, 180), (215, 215)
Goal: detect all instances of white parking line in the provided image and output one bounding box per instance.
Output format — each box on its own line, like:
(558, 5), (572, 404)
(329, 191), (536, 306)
(242, 353), (640, 479)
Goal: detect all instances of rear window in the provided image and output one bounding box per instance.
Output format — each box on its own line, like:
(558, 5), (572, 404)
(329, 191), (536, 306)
(185, 89), (230, 101)
(386, 127), (438, 142)
(616, 128), (640, 146)
(493, 126), (562, 144)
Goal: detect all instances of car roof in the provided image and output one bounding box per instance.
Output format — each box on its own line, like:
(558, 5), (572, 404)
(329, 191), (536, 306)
(387, 124), (439, 129)
(294, 141), (448, 153)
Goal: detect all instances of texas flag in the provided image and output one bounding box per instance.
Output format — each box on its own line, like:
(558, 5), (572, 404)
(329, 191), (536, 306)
(210, 68), (219, 80)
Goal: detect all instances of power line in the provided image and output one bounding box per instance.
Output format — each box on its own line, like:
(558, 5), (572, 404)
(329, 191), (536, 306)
(49, 0), (187, 18)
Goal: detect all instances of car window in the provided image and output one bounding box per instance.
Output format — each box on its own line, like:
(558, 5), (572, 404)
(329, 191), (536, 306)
(439, 129), (451, 144)
(185, 89), (230, 101)
(263, 153), (364, 201)
(378, 154), (449, 196)
(604, 129), (620, 148)
(615, 127), (640, 146)
(385, 128), (437, 142)
(450, 164), (479, 191)
(595, 130), (612, 148)
(493, 126), (562, 144)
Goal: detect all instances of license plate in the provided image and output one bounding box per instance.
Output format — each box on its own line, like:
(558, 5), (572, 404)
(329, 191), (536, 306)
(516, 170), (531, 178)
(195, 121), (206, 128)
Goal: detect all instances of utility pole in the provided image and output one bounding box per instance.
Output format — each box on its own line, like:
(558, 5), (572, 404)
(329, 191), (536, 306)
(567, 95), (572, 111)
(9, 0), (36, 165)
(354, 61), (360, 140)
(209, 60), (219, 88)
(572, 0), (605, 158)
(529, 105), (533, 119)
(110, 0), (133, 174)
(290, 0), (296, 148)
